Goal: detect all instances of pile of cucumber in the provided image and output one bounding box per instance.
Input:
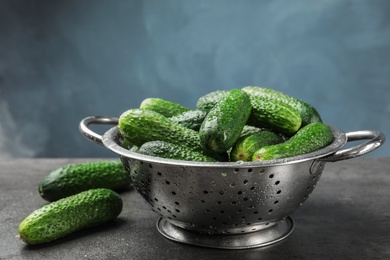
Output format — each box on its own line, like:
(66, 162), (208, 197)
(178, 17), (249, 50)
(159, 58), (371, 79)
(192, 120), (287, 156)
(18, 161), (129, 245)
(119, 86), (333, 162)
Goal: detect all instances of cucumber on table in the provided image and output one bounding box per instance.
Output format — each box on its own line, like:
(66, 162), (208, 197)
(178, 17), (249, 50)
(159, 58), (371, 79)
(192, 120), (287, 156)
(139, 97), (190, 117)
(252, 122), (333, 161)
(18, 188), (123, 245)
(38, 161), (130, 202)
(242, 86), (322, 126)
(199, 89), (252, 153)
(230, 131), (285, 161)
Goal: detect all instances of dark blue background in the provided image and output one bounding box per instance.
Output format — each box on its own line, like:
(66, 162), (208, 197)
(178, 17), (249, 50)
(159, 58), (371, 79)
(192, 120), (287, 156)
(0, 0), (389, 158)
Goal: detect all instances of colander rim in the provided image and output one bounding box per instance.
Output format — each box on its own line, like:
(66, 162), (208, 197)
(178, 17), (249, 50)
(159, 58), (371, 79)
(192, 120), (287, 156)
(101, 124), (347, 168)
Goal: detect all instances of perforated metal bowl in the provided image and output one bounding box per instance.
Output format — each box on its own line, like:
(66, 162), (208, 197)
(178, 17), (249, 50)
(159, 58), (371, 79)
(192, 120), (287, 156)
(80, 116), (385, 249)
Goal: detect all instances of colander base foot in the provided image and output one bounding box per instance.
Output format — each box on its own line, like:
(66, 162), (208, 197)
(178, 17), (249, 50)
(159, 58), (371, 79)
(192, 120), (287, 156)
(156, 216), (294, 249)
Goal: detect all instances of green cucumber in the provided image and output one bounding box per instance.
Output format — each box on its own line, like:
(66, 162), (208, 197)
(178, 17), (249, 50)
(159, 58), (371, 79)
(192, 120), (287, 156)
(252, 122), (333, 161)
(18, 188), (123, 245)
(119, 109), (202, 151)
(170, 110), (207, 131)
(242, 86), (322, 126)
(196, 90), (228, 112)
(199, 89), (251, 153)
(139, 97), (190, 117)
(239, 125), (264, 138)
(230, 131), (285, 161)
(138, 141), (216, 162)
(246, 93), (302, 136)
(38, 161), (130, 202)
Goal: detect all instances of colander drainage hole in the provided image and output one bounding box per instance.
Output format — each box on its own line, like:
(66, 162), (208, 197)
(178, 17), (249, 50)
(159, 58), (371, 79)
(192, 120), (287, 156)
(217, 201), (222, 205)
(219, 191), (224, 195)
(175, 201), (180, 205)
(243, 180), (249, 184)
(172, 191), (176, 195)
(276, 190), (282, 194)
(268, 209), (273, 213)
(237, 191), (243, 195)
(275, 181), (280, 185)
(248, 168), (253, 173)
(166, 180), (170, 185)
(148, 164), (152, 168)
(274, 200), (279, 204)
(204, 190), (209, 194)
(200, 200), (205, 203)
(231, 201), (237, 205)
(157, 172), (162, 176)
(269, 174), (274, 179)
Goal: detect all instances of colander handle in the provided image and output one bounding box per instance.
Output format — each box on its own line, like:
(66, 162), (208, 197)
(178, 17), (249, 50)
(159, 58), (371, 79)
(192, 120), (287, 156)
(320, 130), (385, 162)
(79, 116), (119, 145)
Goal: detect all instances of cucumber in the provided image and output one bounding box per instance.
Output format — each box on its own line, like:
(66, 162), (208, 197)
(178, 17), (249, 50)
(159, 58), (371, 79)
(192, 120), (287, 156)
(38, 161), (130, 202)
(199, 89), (252, 153)
(246, 93), (302, 136)
(170, 109), (207, 131)
(239, 125), (264, 138)
(252, 122), (333, 161)
(119, 109), (202, 151)
(18, 188), (123, 245)
(139, 97), (190, 117)
(242, 86), (322, 126)
(138, 141), (216, 162)
(230, 131), (285, 161)
(196, 90), (228, 112)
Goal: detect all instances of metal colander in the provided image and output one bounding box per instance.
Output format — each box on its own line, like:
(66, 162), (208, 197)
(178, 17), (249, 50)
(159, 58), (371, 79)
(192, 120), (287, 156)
(80, 116), (385, 249)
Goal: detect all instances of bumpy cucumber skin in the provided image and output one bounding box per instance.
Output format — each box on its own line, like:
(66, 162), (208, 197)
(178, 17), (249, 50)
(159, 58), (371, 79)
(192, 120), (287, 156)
(119, 109), (203, 151)
(38, 161), (130, 202)
(138, 141), (216, 162)
(252, 122), (333, 161)
(18, 188), (123, 245)
(246, 93), (302, 136)
(199, 89), (252, 153)
(196, 90), (228, 112)
(242, 86), (322, 126)
(239, 125), (264, 138)
(230, 131), (285, 161)
(139, 97), (190, 117)
(170, 110), (207, 131)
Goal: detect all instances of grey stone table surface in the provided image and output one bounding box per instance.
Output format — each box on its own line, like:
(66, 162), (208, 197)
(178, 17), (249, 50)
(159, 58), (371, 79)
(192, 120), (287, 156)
(0, 157), (389, 260)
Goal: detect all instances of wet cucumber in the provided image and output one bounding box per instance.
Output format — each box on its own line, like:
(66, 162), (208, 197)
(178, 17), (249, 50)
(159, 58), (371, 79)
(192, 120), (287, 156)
(239, 125), (264, 138)
(242, 86), (322, 126)
(170, 109), (207, 131)
(230, 131), (285, 161)
(252, 122), (333, 161)
(246, 93), (302, 136)
(38, 161), (130, 202)
(199, 89), (252, 153)
(138, 141), (216, 162)
(119, 109), (203, 151)
(18, 188), (123, 245)
(196, 90), (229, 112)
(139, 97), (190, 117)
